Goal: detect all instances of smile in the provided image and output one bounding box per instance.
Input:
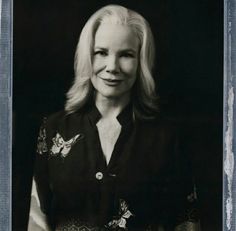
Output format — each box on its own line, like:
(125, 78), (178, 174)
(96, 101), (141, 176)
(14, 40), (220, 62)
(99, 77), (123, 86)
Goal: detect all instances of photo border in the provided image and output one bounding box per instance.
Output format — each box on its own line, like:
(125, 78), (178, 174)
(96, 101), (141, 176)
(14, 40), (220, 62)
(223, 0), (236, 230)
(0, 0), (12, 230)
(0, 0), (235, 230)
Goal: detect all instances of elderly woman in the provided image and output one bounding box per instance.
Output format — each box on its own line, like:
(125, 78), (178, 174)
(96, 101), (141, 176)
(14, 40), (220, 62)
(28, 4), (199, 231)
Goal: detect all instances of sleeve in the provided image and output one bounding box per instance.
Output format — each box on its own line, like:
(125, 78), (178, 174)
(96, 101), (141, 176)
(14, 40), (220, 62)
(173, 184), (201, 231)
(28, 117), (52, 231)
(28, 179), (52, 231)
(172, 125), (201, 231)
(151, 122), (201, 231)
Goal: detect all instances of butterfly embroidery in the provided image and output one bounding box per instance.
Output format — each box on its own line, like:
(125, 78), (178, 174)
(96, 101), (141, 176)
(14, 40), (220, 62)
(50, 132), (83, 158)
(106, 199), (134, 229)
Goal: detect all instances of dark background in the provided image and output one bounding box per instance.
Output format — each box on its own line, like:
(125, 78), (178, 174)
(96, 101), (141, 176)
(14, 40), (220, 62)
(13, 0), (223, 230)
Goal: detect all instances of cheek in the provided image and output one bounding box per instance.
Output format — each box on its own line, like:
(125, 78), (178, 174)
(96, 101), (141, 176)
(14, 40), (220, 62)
(120, 59), (138, 75)
(93, 57), (105, 74)
(90, 76), (97, 89)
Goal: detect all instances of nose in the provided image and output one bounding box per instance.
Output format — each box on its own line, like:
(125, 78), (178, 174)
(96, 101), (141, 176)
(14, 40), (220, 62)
(106, 55), (119, 74)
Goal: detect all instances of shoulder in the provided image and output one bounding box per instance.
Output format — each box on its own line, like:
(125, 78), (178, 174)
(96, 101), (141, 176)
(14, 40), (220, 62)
(43, 110), (84, 130)
(44, 110), (66, 127)
(136, 114), (180, 138)
(36, 110), (85, 153)
(132, 115), (182, 161)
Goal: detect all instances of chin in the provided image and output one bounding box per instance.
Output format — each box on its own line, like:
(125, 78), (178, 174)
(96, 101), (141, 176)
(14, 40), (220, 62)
(99, 90), (128, 100)
(101, 92), (122, 99)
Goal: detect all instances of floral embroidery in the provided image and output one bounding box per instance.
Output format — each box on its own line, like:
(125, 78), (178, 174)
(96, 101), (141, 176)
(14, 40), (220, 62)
(56, 217), (100, 231)
(36, 121), (48, 154)
(187, 193), (196, 203)
(106, 199), (134, 230)
(177, 185), (199, 224)
(176, 207), (199, 224)
(187, 184), (198, 202)
(50, 132), (83, 158)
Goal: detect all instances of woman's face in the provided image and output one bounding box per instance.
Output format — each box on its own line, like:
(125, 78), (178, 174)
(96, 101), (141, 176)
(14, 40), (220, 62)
(91, 23), (139, 101)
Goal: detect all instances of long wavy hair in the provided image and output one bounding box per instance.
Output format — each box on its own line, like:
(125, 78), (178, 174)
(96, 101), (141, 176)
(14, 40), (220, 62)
(65, 4), (159, 119)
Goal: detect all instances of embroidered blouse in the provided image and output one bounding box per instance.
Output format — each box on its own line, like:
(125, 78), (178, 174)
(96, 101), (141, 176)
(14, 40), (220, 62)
(33, 104), (199, 231)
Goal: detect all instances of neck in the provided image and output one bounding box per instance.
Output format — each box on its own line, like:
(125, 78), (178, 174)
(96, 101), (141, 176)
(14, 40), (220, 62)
(95, 93), (130, 119)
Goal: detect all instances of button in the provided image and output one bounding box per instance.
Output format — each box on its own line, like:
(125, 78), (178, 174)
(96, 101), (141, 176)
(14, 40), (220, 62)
(95, 172), (103, 180)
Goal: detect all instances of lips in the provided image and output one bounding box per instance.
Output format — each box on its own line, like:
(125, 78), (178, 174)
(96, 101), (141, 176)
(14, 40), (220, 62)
(99, 76), (123, 86)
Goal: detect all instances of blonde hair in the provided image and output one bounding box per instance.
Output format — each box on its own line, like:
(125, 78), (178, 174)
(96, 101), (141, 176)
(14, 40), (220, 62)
(65, 4), (158, 119)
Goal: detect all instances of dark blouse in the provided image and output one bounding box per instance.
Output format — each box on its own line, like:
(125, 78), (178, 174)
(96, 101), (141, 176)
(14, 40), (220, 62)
(34, 104), (198, 231)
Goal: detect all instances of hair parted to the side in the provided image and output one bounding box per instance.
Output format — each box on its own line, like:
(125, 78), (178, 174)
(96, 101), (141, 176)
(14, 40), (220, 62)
(65, 4), (159, 120)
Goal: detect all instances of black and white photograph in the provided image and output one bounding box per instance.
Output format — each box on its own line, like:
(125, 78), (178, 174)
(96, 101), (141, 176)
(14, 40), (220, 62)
(12, 0), (223, 230)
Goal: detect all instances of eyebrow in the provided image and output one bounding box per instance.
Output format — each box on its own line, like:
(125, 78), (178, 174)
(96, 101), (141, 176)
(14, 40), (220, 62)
(94, 47), (137, 54)
(94, 47), (107, 50)
(120, 49), (137, 54)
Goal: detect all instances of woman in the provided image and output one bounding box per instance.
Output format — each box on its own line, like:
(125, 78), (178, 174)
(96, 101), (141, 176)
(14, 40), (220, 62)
(28, 5), (199, 231)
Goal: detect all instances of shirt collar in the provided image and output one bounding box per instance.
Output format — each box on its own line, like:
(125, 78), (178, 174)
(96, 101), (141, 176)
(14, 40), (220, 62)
(116, 103), (133, 126)
(87, 102), (133, 127)
(87, 104), (102, 126)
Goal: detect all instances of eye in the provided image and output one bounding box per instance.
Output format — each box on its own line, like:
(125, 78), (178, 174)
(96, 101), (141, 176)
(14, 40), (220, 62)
(120, 52), (135, 58)
(94, 50), (107, 57)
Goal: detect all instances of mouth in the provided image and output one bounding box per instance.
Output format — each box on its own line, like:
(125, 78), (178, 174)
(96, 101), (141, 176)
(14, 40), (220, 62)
(99, 77), (123, 86)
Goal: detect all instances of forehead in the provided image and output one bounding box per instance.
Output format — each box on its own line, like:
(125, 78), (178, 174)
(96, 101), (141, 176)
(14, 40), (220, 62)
(94, 23), (139, 50)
